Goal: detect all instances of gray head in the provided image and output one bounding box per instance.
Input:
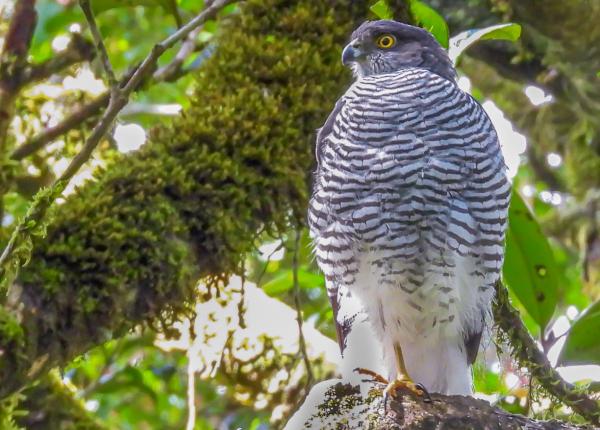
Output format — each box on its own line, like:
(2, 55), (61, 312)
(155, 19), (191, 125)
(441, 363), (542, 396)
(342, 20), (456, 81)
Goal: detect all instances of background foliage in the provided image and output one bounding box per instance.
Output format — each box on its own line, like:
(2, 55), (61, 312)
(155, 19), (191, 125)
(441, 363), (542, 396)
(0, 0), (599, 428)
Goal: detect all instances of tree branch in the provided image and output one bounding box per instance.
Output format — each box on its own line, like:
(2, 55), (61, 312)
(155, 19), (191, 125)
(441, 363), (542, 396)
(0, 0), (37, 142)
(10, 30), (212, 161)
(0, 0), (237, 297)
(286, 379), (591, 429)
(10, 93), (110, 161)
(153, 26), (203, 82)
(16, 372), (109, 430)
(494, 282), (600, 426)
(21, 34), (95, 86)
(292, 228), (313, 385)
(79, 0), (118, 89)
(0, 0), (367, 400)
(0, 0), (38, 220)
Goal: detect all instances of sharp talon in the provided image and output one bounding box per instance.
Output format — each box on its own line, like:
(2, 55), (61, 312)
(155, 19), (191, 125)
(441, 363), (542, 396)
(383, 389), (392, 415)
(415, 383), (432, 403)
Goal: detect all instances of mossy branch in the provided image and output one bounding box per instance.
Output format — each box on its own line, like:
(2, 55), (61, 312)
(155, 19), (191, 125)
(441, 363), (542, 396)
(286, 380), (591, 429)
(494, 281), (600, 426)
(16, 372), (109, 430)
(0, 0), (370, 399)
(0, 0), (237, 300)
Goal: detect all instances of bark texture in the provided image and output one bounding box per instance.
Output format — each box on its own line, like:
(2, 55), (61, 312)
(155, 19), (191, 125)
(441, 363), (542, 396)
(285, 379), (593, 430)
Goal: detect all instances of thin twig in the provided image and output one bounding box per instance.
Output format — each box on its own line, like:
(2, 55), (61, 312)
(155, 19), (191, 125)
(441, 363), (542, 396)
(11, 29), (213, 161)
(21, 34), (95, 85)
(121, 0), (232, 96)
(186, 327), (197, 430)
(153, 26), (203, 82)
(292, 228), (314, 385)
(0, 0), (236, 296)
(10, 93), (109, 160)
(0, 0), (37, 220)
(255, 240), (285, 288)
(494, 281), (600, 426)
(79, 0), (118, 89)
(238, 264), (247, 329)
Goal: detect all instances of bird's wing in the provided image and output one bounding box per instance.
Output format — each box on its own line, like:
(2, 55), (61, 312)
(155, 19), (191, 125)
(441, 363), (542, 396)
(316, 97), (345, 166)
(314, 95), (358, 354)
(326, 281), (356, 353)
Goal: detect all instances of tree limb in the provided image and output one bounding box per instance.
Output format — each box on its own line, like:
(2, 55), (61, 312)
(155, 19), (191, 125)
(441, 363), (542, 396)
(10, 28), (212, 161)
(79, 0), (118, 89)
(0, 0), (237, 298)
(0, 0), (37, 220)
(0, 0), (37, 144)
(0, 0), (369, 400)
(285, 379), (592, 429)
(20, 34), (95, 86)
(16, 372), (109, 430)
(153, 26), (203, 82)
(10, 93), (110, 161)
(494, 282), (600, 426)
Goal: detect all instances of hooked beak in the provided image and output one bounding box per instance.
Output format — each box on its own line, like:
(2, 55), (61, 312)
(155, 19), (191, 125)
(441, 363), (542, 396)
(342, 40), (365, 66)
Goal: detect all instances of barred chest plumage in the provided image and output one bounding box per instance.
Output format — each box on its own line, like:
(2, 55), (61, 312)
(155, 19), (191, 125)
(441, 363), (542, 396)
(309, 68), (510, 388)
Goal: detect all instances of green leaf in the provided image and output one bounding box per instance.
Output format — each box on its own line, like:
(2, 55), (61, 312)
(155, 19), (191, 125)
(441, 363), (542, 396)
(479, 23), (521, 42)
(370, 0), (393, 20)
(558, 300), (600, 366)
(410, 0), (449, 48)
(31, 3), (82, 62)
(449, 23), (521, 64)
(503, 191), (559, 331)
(262, 268), (324, 296)
(262, 271), (292, 296)
(91, 0), (171, 14)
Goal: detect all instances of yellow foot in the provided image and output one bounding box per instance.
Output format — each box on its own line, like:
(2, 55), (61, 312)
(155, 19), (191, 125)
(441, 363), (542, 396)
(353, 367), (389, 385)
(384, 376), (425, 399)
(383, 375), (432, 413)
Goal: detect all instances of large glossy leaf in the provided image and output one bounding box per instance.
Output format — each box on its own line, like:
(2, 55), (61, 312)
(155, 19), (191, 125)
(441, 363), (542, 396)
(449, 23), (521, 64)
(503, 191), (559, 331)
(558, 300), (600, 366)
(410, 0), (449, 48)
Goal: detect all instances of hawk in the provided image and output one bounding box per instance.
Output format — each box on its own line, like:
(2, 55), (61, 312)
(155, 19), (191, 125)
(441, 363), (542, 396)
(308, 20), (510, 397)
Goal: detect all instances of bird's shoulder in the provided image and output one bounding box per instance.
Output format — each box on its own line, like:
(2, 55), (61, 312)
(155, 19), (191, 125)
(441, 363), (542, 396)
(347, 67), (456, 98)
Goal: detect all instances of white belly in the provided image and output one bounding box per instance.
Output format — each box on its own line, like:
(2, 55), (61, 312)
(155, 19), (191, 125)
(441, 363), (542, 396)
(342, 249), (492, 395)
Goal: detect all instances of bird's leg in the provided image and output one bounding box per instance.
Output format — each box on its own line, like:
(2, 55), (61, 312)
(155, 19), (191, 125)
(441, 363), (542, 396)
(383, 343), (431, 406)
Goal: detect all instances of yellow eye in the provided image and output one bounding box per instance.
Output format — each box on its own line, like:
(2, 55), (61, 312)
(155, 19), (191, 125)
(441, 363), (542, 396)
(376, 34), (396, 49)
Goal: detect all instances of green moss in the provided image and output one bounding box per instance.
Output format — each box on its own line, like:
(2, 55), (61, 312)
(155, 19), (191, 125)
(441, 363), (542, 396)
(1, 0), (371, 397)
(16, 372), (108, 430)
(0, 307), (23, 345)
(564, 127), (600, 197)
(0, 393), (23, 430)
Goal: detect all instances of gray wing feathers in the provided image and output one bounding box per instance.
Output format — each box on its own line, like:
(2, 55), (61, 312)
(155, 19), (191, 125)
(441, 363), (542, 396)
(316, 98), (345, 166)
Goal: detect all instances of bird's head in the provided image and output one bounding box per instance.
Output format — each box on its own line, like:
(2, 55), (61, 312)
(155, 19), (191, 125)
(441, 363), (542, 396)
(342, 20), (455, 81)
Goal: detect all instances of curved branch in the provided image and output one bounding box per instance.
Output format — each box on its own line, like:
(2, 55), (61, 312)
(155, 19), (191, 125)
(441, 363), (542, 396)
(494, 282), (600, 426)
(286, 379), (590, 429)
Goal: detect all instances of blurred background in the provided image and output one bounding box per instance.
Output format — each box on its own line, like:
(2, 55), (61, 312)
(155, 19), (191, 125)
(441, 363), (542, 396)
(1, 0), (599, 428)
